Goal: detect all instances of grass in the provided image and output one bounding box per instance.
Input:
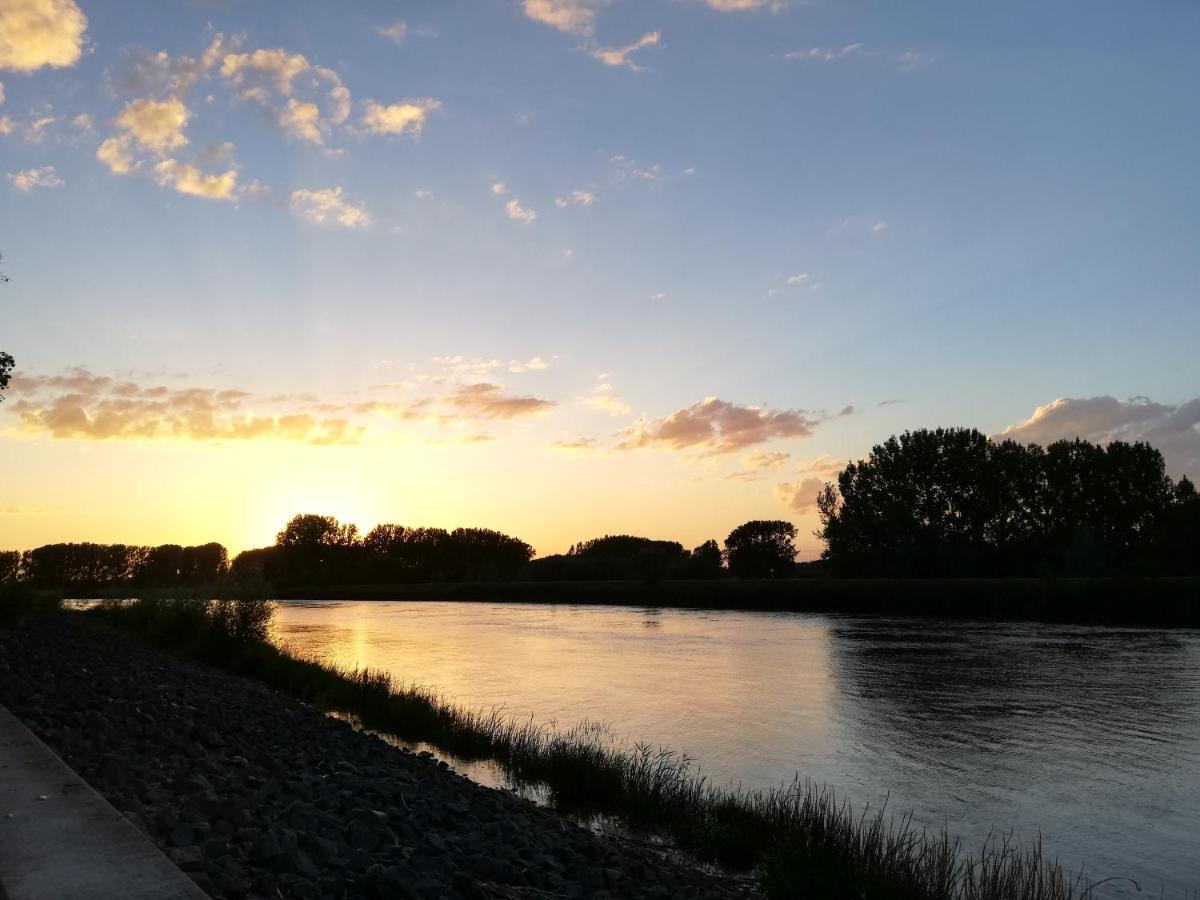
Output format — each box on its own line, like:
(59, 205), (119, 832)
(85, 596), (1097, 900)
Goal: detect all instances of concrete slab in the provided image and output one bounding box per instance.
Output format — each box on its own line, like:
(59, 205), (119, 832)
(0, 704), (209, 900)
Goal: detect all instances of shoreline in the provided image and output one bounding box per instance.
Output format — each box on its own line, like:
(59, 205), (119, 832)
(0, 613), (740, 900)
(261, 576), (1200, 627)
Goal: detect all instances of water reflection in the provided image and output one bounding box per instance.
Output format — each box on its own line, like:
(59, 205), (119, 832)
(271, 601), (1200, 896)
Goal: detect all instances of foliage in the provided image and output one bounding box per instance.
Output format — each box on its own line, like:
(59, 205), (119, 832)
(0, 350), (12, 402)
(817, 428), (1194, 576)
(724, 520), (798, 578)
(14, 541), (229, 590)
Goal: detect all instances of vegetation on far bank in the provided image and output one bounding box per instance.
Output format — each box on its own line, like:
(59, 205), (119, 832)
(4, 430), (1197, 598)
(81, 595), (1095, 900)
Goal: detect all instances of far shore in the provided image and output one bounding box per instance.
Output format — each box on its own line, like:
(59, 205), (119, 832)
(232, 576), (1200, 626)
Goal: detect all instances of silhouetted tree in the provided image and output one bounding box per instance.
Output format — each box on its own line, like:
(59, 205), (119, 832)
(724, 520), (797, 578)
(818, 428), (1182, 576)
(688, 539), (724, 579)
(0, 351), (12, 403)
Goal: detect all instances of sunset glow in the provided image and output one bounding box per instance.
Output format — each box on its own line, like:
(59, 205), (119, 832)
(3, 0), (1198, 557)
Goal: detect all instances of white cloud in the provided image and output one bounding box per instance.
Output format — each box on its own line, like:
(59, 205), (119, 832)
(71, 112), (91, 130)
(8, 164), (62, 191)
(0, 0), (87, 73)
(871, 220), (888, 232)
(289, 186), (371, 228)
(491, 181), (508, 195)
(0, 115), (11, 134)
(153, 158), (237, 200)
(786, 43), (864, 62)
(23, 113), (54, 141)
(701, 0), (784, 11)
(505, 198), (537, 224)
(279, 97), (323, 144)
(998, 396), (1200, 480)
(786, 272), (808, 285)
(521, 0), (602, 35)
(361, 98), (440, 136)
(591, 31), (660, 71)
(376, 21), (407, 43)
(115, 96), (190, 154)
(0, 81), (4, 104)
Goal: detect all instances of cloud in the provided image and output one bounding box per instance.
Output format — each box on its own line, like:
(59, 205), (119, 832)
(619, 397), (820, 456)
(490, 181), (507, 195)
(773, 477), (825, 512)
(522, 0), (601, 35)
(551, 436), (602, 453)
(0, 116), (13, 134)
(785, 45), (932, 70)
(0, 0), (87, 73)
(725, 450), (791, 481)
(432, 355), (501, 377)
(115, 96), (191, 153)
(289, 186), (371, 228)
(583, 383), (631, 417)
(71, 112), (91, 130)
(317, 68), (352, 124)
(440, 383), (554, 419)
(508, 357), (550, 374)
(0, 81), (4, 104)
(786, 272), (809, 285)
(998, 395), (1200, 479)
(220, 47), (310, 95)
(8, 164), (62, 191)
(153, 158), (237, 200)
(279, 97), (323, 144)
(555, 189), (596, 207)
(361, 98), (439, 136)
(96, 135), (135, 174)
(6, 369), (359, 445)
(376, 21), (407, 43)
(505, 198), (537, 224)
(116, 33), (234, 98)
(773, 456), (845, 511)
(590, 31), (660, 71)
(871, 220), (888, 232)
(701, 0), (784, 11)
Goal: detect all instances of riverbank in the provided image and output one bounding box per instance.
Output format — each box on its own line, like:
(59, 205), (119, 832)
(0, 613), (740, 900)
(265, 577), (1200, 626)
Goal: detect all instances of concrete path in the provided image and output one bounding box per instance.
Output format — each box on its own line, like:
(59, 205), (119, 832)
(0, 703), (208, 900)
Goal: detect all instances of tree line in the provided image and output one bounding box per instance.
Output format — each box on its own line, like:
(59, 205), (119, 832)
(1, 543), (229, 590)
(817, 428), (1199, 577)
(3, 430), (1196, 591)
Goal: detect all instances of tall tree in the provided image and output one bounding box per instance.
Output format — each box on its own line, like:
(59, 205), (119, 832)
(724, 520), (797, 578)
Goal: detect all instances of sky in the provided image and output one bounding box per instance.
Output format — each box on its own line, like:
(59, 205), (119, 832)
(2, 0), (1199, 559)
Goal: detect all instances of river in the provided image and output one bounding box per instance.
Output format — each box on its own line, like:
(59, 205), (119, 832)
(270, 600), (1200, 895)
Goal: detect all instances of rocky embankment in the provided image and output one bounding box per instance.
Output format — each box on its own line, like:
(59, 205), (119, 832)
(0, 615), (741, 900)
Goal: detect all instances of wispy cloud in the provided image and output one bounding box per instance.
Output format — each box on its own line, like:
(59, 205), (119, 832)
(590, 31), (660, 71)
(583, 383), (631, 416)
(555, 189), (597, 207)
(774, 455), (845, 511)
(440, 383), (554, 419)
(784, 44), (932, 70)
(375, 21), (407, 44)
(8, 165), (64, 191)
(289, 186), (371, 228)
(505, 198), (538, 224)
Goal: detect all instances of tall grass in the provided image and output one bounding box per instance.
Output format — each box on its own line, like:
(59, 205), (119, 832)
(88, 597), (1093, 900)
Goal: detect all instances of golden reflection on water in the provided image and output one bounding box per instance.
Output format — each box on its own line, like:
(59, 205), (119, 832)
(271, 600), (836, 789)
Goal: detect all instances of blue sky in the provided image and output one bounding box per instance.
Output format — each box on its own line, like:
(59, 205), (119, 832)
(2, 0), (1199, 555)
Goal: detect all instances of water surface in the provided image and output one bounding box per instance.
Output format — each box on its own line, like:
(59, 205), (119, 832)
(272, 600), (1200, 895)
